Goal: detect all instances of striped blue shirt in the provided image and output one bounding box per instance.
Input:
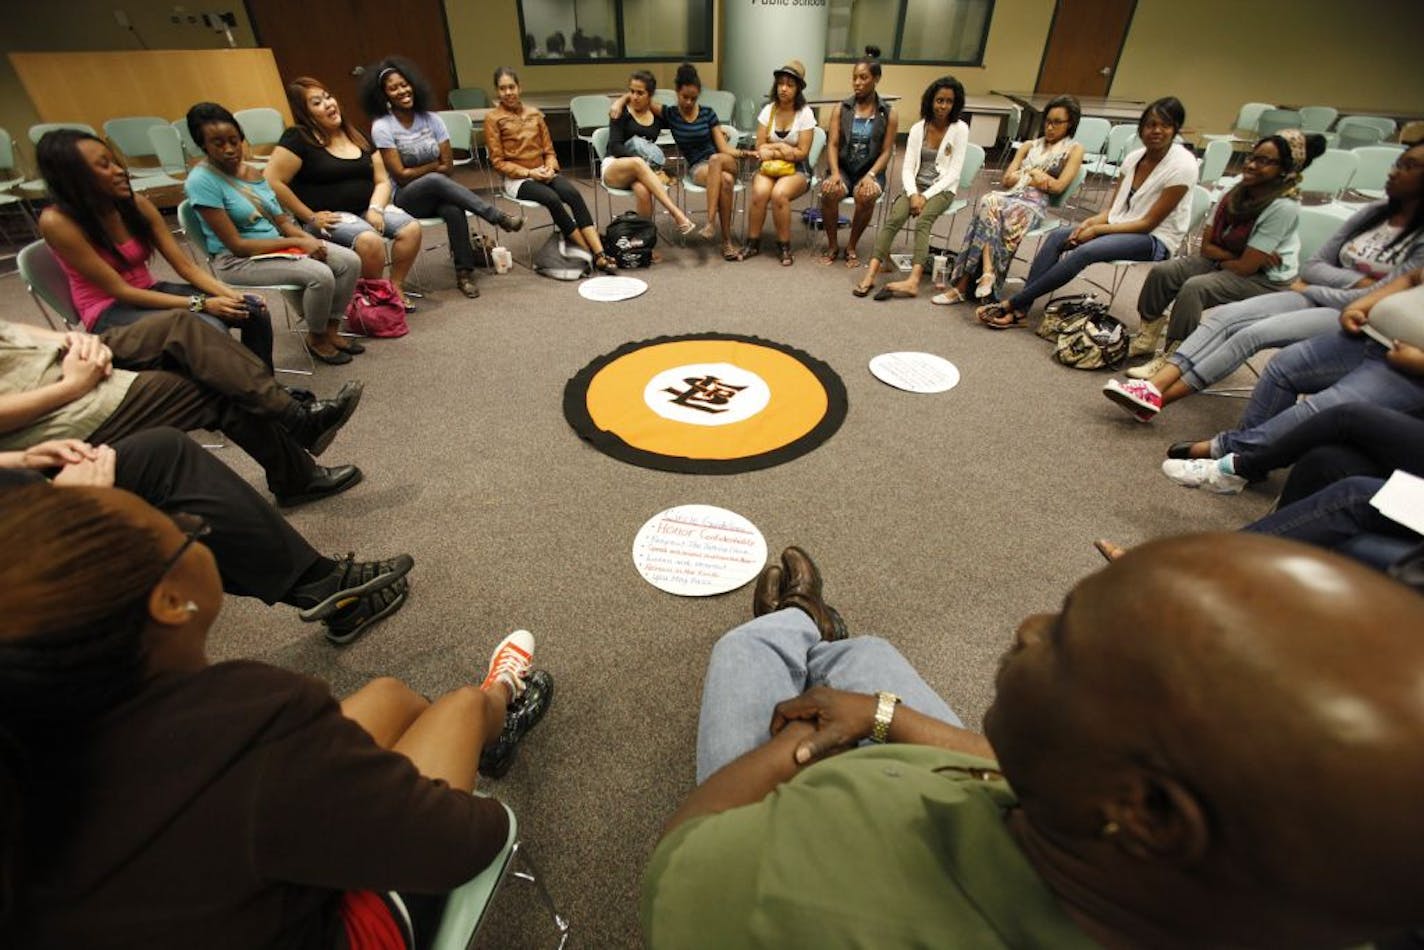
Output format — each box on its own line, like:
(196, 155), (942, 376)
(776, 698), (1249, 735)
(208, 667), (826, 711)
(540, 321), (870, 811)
(665, 104), (720, 168)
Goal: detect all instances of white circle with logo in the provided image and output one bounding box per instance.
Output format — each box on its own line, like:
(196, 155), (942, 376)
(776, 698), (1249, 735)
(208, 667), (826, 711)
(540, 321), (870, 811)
(643, 362), (771, 427)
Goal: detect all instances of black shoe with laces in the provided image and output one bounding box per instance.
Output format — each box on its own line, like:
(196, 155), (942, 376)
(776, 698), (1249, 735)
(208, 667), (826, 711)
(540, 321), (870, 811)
(479, 670), (554, 779)
(295, 553), (415, 622)
(282, 380), (365, 456)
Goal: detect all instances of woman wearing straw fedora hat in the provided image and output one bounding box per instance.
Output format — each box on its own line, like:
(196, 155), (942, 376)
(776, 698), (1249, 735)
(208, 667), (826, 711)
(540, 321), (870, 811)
(736, 60), (817, 266)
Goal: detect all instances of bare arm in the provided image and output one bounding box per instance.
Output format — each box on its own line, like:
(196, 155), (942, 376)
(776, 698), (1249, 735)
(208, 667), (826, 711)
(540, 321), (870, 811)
(368, 152), (393, 210)
(869, 107), (899, 178)
(661, 722), (814, 839)
(1001, 140), (1032, 189)
(263, 147), (319, 225)
(823, 107), (842, 179)
(195, 205), (321, 259)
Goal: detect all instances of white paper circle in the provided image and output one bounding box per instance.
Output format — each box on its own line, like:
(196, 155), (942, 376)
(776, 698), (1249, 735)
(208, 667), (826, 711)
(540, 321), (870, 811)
(643, 362), (771, 427)
(869, 352), (961, 393)
(578, 275), (649, 302)
(632, 504), (768, 596)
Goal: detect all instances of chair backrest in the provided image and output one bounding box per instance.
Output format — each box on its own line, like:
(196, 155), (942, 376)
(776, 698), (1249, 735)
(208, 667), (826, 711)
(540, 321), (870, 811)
(653, 88), (677, 108)
(447, 86), (489, 110)
(1233, 102), (1276, 135)
(1074, 116), (1111, 155)
(958, 142), (986, 191)
(1198, 139), (1233, 185)
(1186, 184), (1213, 235)
(428, 799), (519, 950)
(700, 89), (736, 124)
(806, 125), (828, 177)
(103, 116), (166, 160)
(1297, 106), (1338, 133)
(28, 122), (96, 145)
(0, 127), (17, 177)
(1048, 165), (1088, 208)
(1255, 108), (1301, 139)
(436, 110), (475, 154)
(590, 125), (610, 161)
(1337, 122), (1385, 151)
(1103, 123), (1136, 164)
(147, 125), (188, 174)
(1350, 145), (1406, 193)
(17, 240), (80, 329)
(172, 118), (204, 160)
(176, 199), (212, 261)
(1297, 205), (1352, 262)
(570, 95), (613, 137)
(1299, 148), (1358, 197)
(1341, 114), (1397, 141)
(233, 107), (284, 146)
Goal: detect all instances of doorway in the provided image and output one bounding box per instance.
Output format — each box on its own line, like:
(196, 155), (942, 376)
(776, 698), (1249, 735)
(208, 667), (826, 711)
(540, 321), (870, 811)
(1034, 0), (1137, 97)
(245, 0), (458, 126)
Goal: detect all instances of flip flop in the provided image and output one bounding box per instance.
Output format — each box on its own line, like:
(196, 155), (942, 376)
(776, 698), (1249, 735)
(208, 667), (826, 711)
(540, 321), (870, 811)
(722, 245), (740, 262)
(820, 248), (842, 265)
(873, 286), (895, 301)
(930, 288), (966, 306)
(844, 249), (860, 268)
(852, 283), (873, 298)
(983, 307), (1026, 330)
(677, 218), (697, 235)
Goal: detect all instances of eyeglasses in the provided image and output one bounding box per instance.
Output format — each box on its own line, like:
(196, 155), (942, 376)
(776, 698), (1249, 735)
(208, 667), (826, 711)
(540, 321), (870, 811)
(1244, 154), (1281, 167)
(1043, 117), (1070, 127)
(157, 512), (211, 578)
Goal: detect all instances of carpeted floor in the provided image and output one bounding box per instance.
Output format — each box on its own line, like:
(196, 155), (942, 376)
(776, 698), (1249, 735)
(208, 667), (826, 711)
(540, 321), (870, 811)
(0, 163), (1276, 948)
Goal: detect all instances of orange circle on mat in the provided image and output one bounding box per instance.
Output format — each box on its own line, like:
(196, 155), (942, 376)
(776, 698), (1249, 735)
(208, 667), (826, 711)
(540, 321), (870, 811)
(585, 339), (829, 460)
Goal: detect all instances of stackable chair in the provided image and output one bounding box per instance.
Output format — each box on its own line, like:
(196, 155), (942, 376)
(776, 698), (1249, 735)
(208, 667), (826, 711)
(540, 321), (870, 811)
(1298, 149), (1358, 201)
(1255, 109), (1302, 139)
(483, 148), (559, 268)
(428, 799), (568, 950)
(28, 122), (96, 145)
(1201, 102), (1274, 147)
(17, 240), (81, 330)
(1297, 106), (1338, 134)
(233, 107), (284, 161)
(103, 116), (170, 177)
(570, 95), (613, 177)
(1344, 145), (1406, 201)
(923, 141), (988, 245)
(1081, 184), (1213, 308)
(447, 87), (489, 110)
(176, 199), (313, 376)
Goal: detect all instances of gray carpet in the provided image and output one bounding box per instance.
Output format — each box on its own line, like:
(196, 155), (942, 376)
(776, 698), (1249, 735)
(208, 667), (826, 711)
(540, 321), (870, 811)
(0, 165), (1274, 948)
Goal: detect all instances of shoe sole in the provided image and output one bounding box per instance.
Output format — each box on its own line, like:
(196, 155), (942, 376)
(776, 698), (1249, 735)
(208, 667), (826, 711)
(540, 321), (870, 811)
(298, 554), (416, 622)
(275, 467), (363, 508)
(1102, 385), (1159, 422)
(324, 586), (409, 645)
(307, 382), (365, 457)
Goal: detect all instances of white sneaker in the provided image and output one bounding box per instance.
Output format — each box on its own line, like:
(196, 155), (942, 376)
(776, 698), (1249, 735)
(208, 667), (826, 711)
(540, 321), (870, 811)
(481, 629), (535, 697)
(1161, 458), (1247, 494)
(1103, 378), (1161, 421)
(1126, 353), (1171, 380)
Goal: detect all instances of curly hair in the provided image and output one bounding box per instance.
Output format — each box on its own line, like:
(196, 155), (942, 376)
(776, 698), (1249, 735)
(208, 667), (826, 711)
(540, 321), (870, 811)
(358, 55), (435, 120)
(919, 75), (966, 126)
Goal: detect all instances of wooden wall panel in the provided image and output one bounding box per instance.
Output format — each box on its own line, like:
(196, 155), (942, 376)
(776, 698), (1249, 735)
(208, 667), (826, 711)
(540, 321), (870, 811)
(8, 49), (291, 132)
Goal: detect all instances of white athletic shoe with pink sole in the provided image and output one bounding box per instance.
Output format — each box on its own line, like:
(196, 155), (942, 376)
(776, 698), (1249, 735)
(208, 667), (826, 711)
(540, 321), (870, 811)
(481, 629), (535, 697)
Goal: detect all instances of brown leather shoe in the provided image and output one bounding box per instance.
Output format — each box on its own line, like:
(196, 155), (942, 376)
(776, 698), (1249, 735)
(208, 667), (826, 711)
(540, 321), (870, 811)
(779, 546), (848, 641)
(753, 563), (783, 618)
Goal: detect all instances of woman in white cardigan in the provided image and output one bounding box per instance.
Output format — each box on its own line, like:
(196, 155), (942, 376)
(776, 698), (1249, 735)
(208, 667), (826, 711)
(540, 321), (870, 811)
(854, 76), (969, 300)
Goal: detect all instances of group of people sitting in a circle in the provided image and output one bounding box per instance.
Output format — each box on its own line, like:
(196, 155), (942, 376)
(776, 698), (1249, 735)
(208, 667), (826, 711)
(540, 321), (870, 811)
(3, 40), (1423, 950)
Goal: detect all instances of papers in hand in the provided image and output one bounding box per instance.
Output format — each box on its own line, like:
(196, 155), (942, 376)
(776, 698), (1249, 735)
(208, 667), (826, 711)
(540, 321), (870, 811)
(248, 247), (308, 261)
(1371, 470), (1424, 535)
(1360, 323), (1396, 350)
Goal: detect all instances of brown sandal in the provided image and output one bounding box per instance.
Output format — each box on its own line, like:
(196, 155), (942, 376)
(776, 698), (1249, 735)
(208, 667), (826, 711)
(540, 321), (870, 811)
(778, 242), (794, 266)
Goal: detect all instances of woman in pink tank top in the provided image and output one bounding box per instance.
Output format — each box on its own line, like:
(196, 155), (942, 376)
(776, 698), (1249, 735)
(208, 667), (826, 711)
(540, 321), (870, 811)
(36, 129), (274, 369)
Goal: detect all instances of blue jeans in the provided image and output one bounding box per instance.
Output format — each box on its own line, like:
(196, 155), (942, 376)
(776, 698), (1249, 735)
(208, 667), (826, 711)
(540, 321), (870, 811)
(1168, 291), (1337, 390)
(1243, 476), (1417, 550)
(307, 208), (416, 246)
(696, 609), (961, 783)
(623, 135), (666, 169)
(393, 172), (503, 271)
(1007, 227), (1166, 312)
(1212, 332), (1424, 457)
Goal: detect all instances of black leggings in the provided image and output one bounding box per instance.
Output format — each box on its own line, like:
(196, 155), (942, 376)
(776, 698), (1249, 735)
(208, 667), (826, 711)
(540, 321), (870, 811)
(516, 175), (593, 237)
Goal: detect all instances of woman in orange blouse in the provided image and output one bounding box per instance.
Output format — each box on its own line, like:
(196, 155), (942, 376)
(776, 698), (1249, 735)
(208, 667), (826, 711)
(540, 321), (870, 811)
(483, 66), (615, 272)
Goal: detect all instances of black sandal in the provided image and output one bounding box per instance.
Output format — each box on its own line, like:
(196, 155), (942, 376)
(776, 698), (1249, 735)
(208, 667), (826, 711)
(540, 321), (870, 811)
(735, 242), (762, 262)
(778, 242), (794, 266)
(594, 253), (618, 274)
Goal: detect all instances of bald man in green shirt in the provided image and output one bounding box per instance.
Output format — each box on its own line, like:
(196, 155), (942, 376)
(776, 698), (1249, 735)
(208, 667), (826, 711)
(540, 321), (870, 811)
(642, 538), (1424, 948)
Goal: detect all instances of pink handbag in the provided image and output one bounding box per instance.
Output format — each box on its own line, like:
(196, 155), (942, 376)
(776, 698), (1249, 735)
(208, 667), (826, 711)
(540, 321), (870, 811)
(344, 278), (408, 338)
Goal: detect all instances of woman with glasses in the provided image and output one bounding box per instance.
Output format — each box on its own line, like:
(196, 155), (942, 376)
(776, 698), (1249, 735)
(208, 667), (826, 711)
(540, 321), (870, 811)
(1106, 143), (1424, 421)
(977, 97), (1195, 328)
(1123, 129), (1327, 378)
(0, 482), (553, 947)
(938, 95), (1084, 309)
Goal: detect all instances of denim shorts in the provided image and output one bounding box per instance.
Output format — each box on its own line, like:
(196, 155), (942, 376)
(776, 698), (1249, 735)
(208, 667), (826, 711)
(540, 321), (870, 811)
(307, 208), (416, 247)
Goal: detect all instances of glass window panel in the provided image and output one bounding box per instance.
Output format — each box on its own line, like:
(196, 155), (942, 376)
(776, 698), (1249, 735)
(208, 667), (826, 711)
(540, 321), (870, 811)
(827, 0), (898, 61)
(898, 0), (991, 64)
(623, 0), (712, 58)
(523, 0), (618, 60)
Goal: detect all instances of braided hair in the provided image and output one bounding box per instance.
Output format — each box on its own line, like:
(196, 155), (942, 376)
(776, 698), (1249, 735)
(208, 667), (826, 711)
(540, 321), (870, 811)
(0, 484), (164, 932)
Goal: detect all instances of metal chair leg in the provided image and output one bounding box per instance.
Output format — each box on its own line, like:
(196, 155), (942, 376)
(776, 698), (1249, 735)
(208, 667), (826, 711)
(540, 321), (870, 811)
(509, 842), (570, 950)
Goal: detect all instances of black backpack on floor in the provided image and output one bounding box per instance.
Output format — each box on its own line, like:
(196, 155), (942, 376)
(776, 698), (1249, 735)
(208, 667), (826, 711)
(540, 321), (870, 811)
(604, 211), (657, 269)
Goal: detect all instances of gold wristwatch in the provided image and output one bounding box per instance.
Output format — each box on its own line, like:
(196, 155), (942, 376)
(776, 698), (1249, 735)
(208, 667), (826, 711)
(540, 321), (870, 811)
(870, 691), (901, 744)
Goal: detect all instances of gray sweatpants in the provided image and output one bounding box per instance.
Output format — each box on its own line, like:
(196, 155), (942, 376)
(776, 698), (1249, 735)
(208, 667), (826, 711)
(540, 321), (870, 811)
(1137, 255), (1286, 343)
(212, 241), (361, 333)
